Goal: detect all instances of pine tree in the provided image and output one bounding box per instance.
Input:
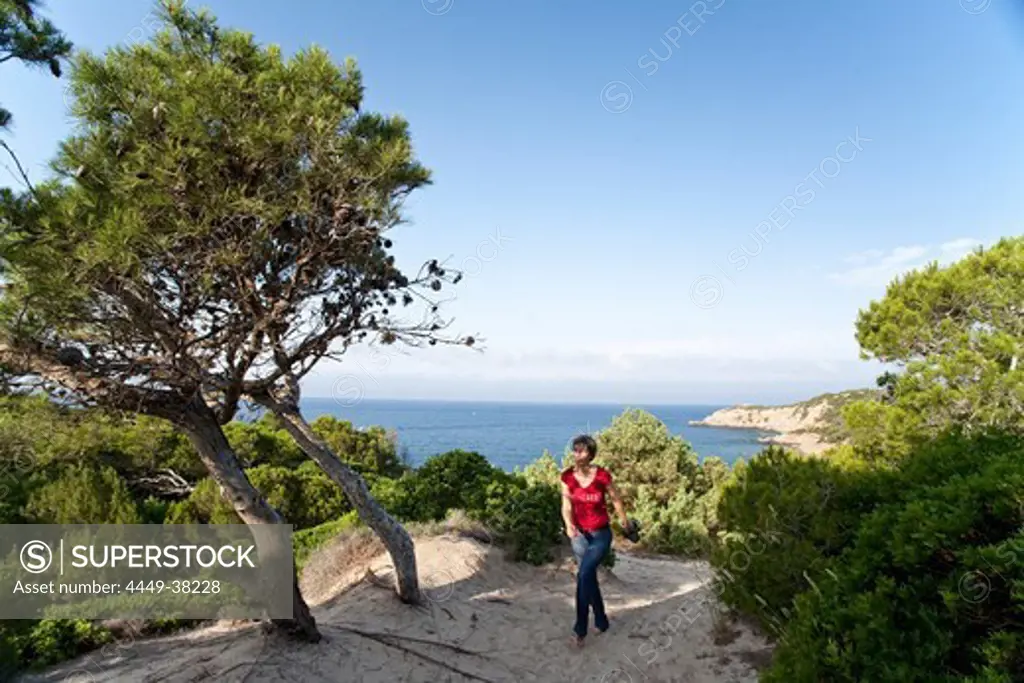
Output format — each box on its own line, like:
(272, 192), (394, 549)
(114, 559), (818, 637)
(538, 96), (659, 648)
(0, 0), (72, 128)
(1, 0), (472, 614)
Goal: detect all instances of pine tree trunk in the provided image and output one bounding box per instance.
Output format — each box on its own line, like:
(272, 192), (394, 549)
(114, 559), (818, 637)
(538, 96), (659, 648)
(252, 393), (422, 604)
(178, 398), (321, 642)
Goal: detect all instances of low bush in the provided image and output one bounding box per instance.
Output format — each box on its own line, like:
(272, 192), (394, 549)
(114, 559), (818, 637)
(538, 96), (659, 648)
(224, 418), (305, 470)
(164, 477), (240, 525)
(310, 416), (407, 479)
(0, 619), (113, 678)
(370, 449), (506, 523)
(369, 449), (565, 565)
(711, 445), (893, 635)
(841, 398), (926, 464)
(479, 477), (563, 565)
(595, 409), (699, 509)
(517, 450), (564, 489)
(164, 463), (348, 530)
(408, 449), (501, 520)
(632, 484), (711, 556)
(368, 473), (418, 520)
(763, 433), (1024, 681)
(25, 463), (142, 524)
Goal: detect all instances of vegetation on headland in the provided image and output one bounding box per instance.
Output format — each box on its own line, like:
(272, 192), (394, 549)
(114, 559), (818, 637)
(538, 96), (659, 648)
(692, 387), (882, 450)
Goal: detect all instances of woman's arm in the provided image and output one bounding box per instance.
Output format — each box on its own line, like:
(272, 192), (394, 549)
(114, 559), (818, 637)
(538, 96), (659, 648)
(560, 481), (577, 538)
(606, 481), (629, 528)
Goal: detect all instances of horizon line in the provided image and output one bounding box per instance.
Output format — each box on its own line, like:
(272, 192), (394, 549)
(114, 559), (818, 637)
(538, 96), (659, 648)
(298, 396), (740, 408)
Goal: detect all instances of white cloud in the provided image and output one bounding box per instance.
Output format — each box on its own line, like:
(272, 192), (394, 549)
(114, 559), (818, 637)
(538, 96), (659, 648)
(940, 237), (983, 257)
(829, 238), (986, 288)
(843, 248), (885, 265)
(828, 244), (929, 287)
(302, 330), (865, 395)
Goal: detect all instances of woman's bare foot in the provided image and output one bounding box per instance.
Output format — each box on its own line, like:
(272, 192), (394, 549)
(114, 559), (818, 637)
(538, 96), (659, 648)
(571, 634), (585, 648)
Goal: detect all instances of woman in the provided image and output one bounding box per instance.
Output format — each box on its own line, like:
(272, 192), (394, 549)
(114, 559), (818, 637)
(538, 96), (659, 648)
(560, 434), (630, 648)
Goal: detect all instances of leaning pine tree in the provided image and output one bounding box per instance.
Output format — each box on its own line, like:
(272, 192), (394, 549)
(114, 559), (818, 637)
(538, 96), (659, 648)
(0, 0), (473, 613)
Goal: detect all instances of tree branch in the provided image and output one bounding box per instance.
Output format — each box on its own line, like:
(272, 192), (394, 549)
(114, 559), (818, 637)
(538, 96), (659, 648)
(0, 139), (38, 199)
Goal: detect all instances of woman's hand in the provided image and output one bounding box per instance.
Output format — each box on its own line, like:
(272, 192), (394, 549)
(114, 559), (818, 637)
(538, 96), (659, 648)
(565, 526), (578, 539)
(607, 482), (630, 529)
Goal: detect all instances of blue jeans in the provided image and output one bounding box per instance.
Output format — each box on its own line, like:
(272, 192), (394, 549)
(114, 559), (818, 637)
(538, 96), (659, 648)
(570, 526), (612, 638)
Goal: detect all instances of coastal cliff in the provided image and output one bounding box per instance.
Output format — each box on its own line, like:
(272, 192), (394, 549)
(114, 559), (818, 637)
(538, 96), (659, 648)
(690, 389), (879, 455)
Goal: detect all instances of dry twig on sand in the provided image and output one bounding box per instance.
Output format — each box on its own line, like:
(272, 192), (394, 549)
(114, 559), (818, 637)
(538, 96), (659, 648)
(326, 625), (499, 683)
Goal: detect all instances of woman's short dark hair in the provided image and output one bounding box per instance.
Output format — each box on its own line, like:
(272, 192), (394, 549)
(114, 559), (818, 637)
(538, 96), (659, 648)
(571, 434), (598, 461)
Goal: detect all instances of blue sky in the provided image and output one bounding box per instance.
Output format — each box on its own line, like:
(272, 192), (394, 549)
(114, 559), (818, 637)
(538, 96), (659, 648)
(3, 0), (1023, 404)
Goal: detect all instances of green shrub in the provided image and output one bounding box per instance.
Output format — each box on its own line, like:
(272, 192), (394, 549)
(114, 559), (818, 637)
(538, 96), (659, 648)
(763, 433), (1024, 682)
(575, 410), (729, 555)
(311, 416), (407, 478)
(383, 449), (502, 522)
(694, 455), (731, 497)
(291, 460), (350, 525)
(711, 445), (892, 636)
(166, 464), (348, 530)
(0, 396), (204, 481)
(632, 484), (711, 556)
(247, 463), (346, 530)
(163, 497), (202, 524)
(106, 415), (205, 481)
(369, 473), (419, 521)
(0, 619), (113, 677)
(517, 450), (565, 488)
(595, 409), (699, 508)
(247, 465), (305, 523)
(371, 450), (564, 566)
(692, 456), (732, 537)
(0, 457), (38, 524)
(164, 477), (239, 524)
(26, 463), (142, 524)
(224, 419), (305, 469)
(142, 618), (203, 635)
(478, 477), (563, 565)
(139, 495), (170, 524)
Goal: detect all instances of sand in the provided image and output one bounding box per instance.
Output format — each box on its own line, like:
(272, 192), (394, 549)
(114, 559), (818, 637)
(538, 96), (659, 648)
(756, 430), (830, 455)
(23, 534), (773, 683)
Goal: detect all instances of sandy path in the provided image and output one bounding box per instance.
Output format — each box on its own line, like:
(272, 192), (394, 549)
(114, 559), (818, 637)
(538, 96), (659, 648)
(22, 536), (772, 682)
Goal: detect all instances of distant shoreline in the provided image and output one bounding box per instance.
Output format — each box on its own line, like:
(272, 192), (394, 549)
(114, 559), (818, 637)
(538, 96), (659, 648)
(292, 400), (772, 469)
(689, 405), (830, 455)
(688, 389), (877, 455)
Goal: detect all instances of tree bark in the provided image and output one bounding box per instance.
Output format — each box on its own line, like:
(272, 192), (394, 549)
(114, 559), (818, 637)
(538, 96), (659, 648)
(178, 397), (321, 641)
(251, 391), (422, 604)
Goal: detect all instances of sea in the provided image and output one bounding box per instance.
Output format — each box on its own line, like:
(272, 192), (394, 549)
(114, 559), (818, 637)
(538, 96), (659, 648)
(298, 398), (775, 471)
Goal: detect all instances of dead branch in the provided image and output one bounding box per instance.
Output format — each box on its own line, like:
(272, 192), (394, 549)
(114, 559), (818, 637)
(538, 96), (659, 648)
(130, 468), (194, 498)
(0, 139), (38, 199)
